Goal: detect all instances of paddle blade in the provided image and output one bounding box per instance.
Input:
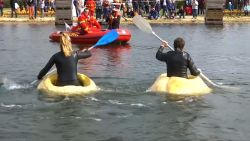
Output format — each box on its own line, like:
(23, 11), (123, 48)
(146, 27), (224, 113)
(64, 22), (71, 31)
(132, 15), (152, 34)
(94, 29), (119, 47)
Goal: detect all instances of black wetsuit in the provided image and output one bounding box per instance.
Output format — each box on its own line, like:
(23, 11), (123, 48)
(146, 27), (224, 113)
(156, 46), (200, 78)
(37, 50), (91, 86)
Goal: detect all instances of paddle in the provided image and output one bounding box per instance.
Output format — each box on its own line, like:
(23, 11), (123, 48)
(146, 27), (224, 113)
(132, 15), (220, 88)
(31, 29), (119, 85)
(64, 22), (72, 31)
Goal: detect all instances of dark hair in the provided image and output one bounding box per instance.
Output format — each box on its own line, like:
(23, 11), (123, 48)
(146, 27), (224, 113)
(174, 37), (185, 50)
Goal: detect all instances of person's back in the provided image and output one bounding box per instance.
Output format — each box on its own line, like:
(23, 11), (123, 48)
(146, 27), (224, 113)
(156, 37), (200, 78)
(53, 52), (78, 83)
(37, 33), (92, 86)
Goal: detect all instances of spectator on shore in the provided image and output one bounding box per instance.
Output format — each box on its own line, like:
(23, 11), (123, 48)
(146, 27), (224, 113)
(73, 0), (81, 17)
(148, 7), (158, 20)
(178, 6), (185, 19)
(127, 7), (134, 18)
(126, 0), (133, 15)
(102, 0), (110, 20)
(95, 0), (102, 20)
(144, 0), (150, 14)
(198, 0), (205, 15)
(132, 0), (139, 14)
(191, 0), (198, 19)
(237, 0), (243, 16)
(50, 0), (56, 12)
(10, 0), (18, 18)
(0, 0), (4, 17)
(27, 0), (35, 19)
(40, 0), (45, 18)
(228, 1), (233, 16)
(160, 0), (168, 18)
(34, 0), (37, 19)
(168, 0), (175, 19)
(244, 4), (250, 16)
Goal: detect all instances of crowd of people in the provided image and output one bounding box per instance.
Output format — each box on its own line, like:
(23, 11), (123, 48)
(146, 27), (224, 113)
(0, 0), (55, 18)
(1, 0), (250, 19)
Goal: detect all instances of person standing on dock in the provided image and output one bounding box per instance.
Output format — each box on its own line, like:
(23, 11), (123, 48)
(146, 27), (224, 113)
(191, 0), (198, 19)
(27, 0), (35, 19)
(34, 0), (37, 19)
(156, 37), (200, 78)
(10, 0), (18, 18)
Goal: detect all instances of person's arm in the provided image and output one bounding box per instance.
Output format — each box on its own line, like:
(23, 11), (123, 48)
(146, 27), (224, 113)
(37, 55), (55, 80)
(156, 40), (169, 61)
(76, 50), (92, 59)
(186, 53), (200, 76)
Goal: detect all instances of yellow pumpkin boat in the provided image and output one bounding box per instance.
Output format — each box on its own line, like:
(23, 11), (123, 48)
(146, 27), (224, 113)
(37, 73), (98, 96)
(148, 73), (212, 96)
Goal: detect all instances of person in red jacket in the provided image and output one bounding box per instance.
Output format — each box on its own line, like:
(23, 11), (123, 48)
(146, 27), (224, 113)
(88, 16), (102, 31)
(71, 9), (90, 34)
(85, 0), (96, 17)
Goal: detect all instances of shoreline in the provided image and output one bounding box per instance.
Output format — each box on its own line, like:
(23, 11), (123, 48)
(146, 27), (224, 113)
(1, 15), (250, 24)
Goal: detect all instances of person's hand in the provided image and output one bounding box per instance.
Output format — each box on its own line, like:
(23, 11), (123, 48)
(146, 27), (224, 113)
(161, 40), (169, 48)
(81, 48), (87, 52)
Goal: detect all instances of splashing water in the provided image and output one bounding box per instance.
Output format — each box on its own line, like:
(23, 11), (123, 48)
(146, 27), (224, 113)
(1, 103), (22, 108)
(1, 77), (31, 90)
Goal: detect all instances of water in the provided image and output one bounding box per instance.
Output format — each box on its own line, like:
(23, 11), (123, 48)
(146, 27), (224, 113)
(0, 23), (250, 141)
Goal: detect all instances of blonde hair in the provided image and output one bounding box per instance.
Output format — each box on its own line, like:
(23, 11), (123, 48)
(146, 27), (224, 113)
(60, 33), (73, 57)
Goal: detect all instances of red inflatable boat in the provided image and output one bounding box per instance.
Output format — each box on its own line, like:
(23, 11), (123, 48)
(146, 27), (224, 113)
(49, 29), (131, 44)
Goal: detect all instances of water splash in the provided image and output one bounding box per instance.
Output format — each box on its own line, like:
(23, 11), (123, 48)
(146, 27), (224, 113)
(1, 103), (22, 108)
(108, 100), (125, 105)
(86, 97), (100, 102)
(130, 103), (147, 107)
(1, 77), (31, 90)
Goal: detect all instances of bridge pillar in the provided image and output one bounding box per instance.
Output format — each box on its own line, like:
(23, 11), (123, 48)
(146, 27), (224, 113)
(205, 0), (224, 25)
(55, 0), (72, 25)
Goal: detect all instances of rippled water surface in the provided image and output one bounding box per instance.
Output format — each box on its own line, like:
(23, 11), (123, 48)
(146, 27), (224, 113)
(0, 23), (250, 141)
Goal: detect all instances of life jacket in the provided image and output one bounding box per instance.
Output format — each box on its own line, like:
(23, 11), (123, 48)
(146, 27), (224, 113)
(77, 13), (89, 33)
(88, 16), (101, 30)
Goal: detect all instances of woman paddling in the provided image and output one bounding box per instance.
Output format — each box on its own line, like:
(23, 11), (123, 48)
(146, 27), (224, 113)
(37, 33), (92, 86)
(156, 37), (200, 78)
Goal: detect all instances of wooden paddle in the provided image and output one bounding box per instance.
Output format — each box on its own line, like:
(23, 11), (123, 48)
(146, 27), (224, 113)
(132, 15), (221, 88)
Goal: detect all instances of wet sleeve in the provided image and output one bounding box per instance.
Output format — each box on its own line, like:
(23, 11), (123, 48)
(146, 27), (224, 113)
(76, 50), (92, 59)
(156, 46), (168, 62)
(37, 55), (55, 80)
(187, 53), (200, 76)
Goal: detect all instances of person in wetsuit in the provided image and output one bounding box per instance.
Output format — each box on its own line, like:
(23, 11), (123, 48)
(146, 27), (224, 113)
(156, 37), (200, 78)
(37, 33), (92, 86)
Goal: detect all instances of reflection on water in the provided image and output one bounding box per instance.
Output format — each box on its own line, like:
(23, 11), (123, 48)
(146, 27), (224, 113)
(78, 43), (132, 78)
